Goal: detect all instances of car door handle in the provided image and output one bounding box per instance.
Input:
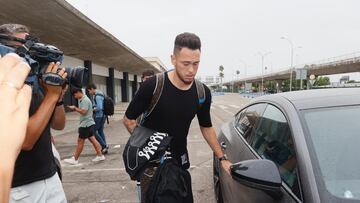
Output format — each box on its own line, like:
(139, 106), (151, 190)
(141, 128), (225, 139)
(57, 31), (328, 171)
(220, 142), (227, 150)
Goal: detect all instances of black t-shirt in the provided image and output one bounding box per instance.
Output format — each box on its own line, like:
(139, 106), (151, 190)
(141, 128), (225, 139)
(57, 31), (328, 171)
(125, 72), (212, 168)
(12, 89), (57, 187)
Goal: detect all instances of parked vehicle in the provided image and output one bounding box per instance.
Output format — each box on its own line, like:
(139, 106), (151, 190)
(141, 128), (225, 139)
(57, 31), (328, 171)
(214, 88), (360, 203)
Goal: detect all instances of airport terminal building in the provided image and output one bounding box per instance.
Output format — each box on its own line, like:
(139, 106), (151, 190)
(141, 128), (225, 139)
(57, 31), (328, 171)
(0, 0), (166, 104)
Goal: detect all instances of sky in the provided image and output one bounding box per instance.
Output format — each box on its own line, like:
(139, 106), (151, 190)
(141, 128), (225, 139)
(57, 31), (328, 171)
(66, 0), (360, 82)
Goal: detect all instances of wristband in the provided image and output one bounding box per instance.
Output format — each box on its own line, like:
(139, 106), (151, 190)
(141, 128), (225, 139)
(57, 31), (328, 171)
(56, 101), (64, 106)
(218, 155), (228, 162)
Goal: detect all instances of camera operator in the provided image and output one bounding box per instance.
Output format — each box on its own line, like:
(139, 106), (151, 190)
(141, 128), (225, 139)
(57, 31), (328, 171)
(0, 24), (67, 202)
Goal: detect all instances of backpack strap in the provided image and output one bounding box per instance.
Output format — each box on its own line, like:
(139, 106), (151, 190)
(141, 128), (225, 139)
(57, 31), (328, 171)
(195, 79), (206, 109)
(144, 72), (165, 118)
(94, 92), (104, 105)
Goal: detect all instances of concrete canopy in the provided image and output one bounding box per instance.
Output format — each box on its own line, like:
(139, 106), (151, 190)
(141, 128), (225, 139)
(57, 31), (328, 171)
(0, 0), (158, 74)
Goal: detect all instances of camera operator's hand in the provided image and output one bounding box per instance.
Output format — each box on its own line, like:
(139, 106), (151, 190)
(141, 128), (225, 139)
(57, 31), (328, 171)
(41, 62), (67, 100)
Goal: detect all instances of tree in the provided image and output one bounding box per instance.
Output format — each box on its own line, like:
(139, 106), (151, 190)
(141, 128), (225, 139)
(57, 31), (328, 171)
(219, 72), (224, 78)
(314, 76), (330, 86)
(218, 65), (225, 91)
(282, 79), (297, 91)
(219, 65), (224, 72)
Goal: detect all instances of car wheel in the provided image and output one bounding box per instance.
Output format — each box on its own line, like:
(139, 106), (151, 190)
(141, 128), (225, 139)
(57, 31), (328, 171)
(213, 154), (224, 203)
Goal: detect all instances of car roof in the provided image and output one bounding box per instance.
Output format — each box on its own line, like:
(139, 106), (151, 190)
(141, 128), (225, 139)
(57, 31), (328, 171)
(253, 88), (360, 110)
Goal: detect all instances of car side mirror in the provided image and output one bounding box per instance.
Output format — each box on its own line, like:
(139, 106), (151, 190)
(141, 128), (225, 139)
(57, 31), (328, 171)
(231, 159), (283, 200)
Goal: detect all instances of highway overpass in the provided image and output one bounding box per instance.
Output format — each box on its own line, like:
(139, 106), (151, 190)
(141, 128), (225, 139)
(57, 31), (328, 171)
(221, 52), (360, 89)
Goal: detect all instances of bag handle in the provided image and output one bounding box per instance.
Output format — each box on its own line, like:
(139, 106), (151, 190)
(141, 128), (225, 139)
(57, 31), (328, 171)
(144, 73), (165, 117)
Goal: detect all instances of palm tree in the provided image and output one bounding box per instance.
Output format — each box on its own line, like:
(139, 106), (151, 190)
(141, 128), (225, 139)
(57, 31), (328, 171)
(219, 65), (224, 72)
(219, 65), (224, 91)
(236, 70), (240, 78)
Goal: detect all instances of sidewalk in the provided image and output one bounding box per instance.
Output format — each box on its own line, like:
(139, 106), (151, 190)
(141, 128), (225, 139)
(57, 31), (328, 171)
(53, 101), (139, 202)
(51, 102), (129, 137)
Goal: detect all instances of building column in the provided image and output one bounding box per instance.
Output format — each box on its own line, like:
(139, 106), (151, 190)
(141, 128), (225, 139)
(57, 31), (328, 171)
(121, 72), (129, 102)
(132, 75), (138, 98)
(107, 68), (115, 100)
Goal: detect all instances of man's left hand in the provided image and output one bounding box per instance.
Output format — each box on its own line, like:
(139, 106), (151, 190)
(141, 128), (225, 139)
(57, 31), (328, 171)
(221, 159), (232, 176)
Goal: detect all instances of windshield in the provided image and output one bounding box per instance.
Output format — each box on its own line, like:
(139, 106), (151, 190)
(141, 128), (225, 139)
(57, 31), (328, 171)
(302, 105), (360, 201)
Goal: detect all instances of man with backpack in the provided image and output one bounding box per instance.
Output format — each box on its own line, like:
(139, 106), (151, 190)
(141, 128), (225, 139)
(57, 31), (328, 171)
(86, 83), (110, 154)
(123, 32), (232, 202)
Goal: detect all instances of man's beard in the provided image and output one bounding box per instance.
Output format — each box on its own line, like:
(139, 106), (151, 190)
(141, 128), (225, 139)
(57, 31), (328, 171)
(175, 69), (193, 85)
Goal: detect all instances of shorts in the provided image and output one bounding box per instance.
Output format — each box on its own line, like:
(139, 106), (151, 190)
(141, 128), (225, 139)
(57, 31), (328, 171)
(78, 125), (95, 139)
(10, 173), (67, 203)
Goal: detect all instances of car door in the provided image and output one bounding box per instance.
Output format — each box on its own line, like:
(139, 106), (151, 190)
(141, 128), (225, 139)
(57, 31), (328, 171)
(219, 103), (266, 203)
(223, 104), (303, 203)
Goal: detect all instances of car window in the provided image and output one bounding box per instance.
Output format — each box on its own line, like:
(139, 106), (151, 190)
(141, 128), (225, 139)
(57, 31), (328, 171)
(302, 106), (360, 201)
(251, 104), (301, 198)
(235, 103), (266, 142)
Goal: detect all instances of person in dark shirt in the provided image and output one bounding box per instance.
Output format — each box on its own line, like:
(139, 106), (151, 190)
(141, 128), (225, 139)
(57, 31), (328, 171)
(0, 24), (68, 202)
(123, 32), (232, 202)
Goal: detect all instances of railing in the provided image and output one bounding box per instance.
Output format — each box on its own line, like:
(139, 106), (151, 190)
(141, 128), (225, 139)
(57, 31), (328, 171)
(296, 51), (360, 69)
(223, 51), (360, 84)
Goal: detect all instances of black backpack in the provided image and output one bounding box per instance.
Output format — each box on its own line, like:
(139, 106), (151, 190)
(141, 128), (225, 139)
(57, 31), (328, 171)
(145, 158), (193, 203)
(139, 72), (206, 125)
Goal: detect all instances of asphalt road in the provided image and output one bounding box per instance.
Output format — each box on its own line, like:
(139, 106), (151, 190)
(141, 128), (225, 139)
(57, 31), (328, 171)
(55, 93), (250, 203)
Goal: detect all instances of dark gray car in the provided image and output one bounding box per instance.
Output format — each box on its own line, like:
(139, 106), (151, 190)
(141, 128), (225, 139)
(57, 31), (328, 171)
(214, 88), (360, 203)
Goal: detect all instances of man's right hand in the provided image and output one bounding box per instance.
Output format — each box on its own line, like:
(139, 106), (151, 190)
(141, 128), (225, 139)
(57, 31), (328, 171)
(41, 62), (67, 100)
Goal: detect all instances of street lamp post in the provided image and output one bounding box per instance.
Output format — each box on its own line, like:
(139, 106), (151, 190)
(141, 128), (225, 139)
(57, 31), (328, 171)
(256, 51), (271, 95)
(235, 70), (240, 93)
(281, 36), (294, 91)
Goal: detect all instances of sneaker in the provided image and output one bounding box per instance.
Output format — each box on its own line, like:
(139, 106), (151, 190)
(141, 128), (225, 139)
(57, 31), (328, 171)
(63, 156), (79, 165)
(101, 145), (109, 154)
(92, 155), (105, 162)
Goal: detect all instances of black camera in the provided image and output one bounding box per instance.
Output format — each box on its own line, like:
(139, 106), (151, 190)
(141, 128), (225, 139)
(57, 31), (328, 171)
(0, 34), (89, 89)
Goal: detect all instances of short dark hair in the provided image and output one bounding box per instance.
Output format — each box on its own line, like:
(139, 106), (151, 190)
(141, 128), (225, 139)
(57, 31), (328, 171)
(142, 70), (155, 79)
(71, 88), (83, 95)
(173, 32), (201, 54)
(0, 23), (29, 35)
(86, 83), (97, 90)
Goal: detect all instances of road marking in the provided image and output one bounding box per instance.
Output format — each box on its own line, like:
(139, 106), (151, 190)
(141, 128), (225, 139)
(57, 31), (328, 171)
(216, 105), (235, 115)
(218, 105), (228, 109)
(61, 162), (84, 167)
(229, 104), (240, 109)
(63, 168), (126, 173)
(223, 109), (235, 115)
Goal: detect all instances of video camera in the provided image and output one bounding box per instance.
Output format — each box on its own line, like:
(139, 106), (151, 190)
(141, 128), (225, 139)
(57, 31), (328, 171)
(0, 34), (89, 89)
